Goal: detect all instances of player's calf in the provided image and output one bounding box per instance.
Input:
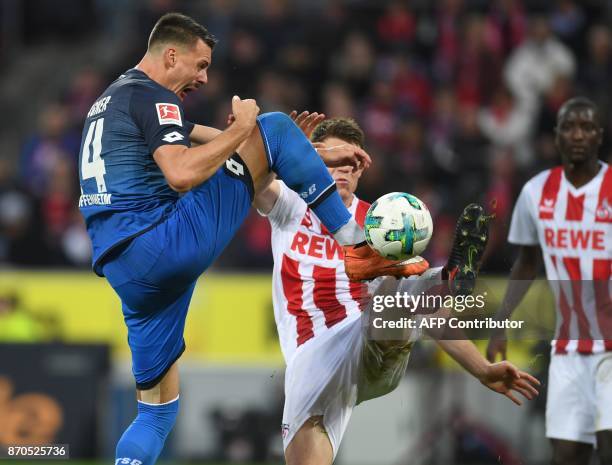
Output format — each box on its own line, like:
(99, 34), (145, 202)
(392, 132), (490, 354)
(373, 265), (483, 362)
(285, 416), (333, 465)
(115, 396), (179, 465)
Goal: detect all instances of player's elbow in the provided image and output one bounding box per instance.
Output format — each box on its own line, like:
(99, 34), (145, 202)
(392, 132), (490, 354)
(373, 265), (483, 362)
(165, 171), (193, 193)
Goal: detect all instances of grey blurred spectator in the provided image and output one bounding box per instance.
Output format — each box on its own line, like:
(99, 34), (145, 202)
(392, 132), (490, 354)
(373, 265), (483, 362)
(478, 86), (534, 167)
(504, 16), (575, 105)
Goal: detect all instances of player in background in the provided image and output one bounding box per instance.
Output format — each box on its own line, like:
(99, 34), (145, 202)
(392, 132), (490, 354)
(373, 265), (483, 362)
(255, 115), (540, 465)
(77, 13), (427, 465)
(486, 97), (611, 465)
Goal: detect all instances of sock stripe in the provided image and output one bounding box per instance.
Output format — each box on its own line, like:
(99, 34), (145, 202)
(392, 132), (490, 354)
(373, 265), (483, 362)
(137, 395), (180, 406)
(308, 182), (337, 209)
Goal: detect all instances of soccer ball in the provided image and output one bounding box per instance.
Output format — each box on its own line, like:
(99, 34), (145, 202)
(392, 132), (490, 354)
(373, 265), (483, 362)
(364, 192), (433, 260)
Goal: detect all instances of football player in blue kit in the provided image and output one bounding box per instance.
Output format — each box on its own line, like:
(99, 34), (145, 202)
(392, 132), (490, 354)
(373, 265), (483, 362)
(78, 13), (429, 465)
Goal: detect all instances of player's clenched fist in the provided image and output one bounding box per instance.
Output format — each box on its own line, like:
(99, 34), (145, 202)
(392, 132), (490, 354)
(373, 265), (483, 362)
(231, 95), (260, 134)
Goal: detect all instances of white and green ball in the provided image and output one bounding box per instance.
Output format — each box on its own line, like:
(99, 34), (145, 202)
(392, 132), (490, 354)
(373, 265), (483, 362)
(364, 192), (433, 260)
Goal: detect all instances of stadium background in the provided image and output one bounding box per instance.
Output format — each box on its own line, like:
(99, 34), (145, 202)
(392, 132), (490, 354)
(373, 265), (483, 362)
(0, 0), (610, 464)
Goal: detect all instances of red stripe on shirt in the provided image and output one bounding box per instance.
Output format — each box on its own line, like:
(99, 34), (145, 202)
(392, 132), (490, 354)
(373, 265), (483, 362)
(281, 254), (314, 346)
(565, 193), (585, 221)
(551, 255), (571, 354)
(593, 259), (612, 351)
(349, 281), (369, 312)
(539, 167), (563, 220)
(312, 265), (347, 328)
(595, 166), (612, 223)
(563, 257), (593, 353)
(355, 200), (371, 228)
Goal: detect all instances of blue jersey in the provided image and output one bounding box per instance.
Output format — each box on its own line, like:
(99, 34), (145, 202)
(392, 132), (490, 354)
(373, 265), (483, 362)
(78, 68), (194, 275)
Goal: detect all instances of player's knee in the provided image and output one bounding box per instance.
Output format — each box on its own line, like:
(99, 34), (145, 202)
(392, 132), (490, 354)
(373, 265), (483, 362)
(257, 111), (294, 132)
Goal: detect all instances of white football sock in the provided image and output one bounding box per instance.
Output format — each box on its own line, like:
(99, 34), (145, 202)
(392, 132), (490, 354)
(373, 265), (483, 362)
(333, 218), (364, 245)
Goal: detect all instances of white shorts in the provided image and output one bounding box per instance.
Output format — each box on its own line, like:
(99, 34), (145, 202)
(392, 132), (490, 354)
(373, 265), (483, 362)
(546, 351), (612, 444)
(282, 316), (363, 458)
(281, 315), (416, 458)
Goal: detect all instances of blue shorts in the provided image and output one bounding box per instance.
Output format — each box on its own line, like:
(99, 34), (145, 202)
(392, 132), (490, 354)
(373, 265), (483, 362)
(102, 159), (253, 389)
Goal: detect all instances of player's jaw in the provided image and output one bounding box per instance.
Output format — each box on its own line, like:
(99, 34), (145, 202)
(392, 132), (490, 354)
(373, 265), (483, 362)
(178, 83), (201, 101)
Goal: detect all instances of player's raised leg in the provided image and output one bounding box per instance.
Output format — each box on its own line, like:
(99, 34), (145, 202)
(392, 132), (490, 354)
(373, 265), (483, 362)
(236, 111), (363, 242)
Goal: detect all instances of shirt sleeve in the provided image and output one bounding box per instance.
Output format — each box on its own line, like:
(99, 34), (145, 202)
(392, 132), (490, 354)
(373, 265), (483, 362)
(260, 181), (307, 228)
(508, 184), (539, 245)
(130, 86), (192, 154)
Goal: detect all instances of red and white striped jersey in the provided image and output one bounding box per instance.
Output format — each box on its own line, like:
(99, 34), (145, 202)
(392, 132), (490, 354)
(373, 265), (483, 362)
(508, 161), (612, 354)
(264, 182), (370, 363)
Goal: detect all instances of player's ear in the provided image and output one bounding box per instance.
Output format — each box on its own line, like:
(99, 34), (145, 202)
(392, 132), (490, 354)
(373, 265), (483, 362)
(164, 47), (178, 68)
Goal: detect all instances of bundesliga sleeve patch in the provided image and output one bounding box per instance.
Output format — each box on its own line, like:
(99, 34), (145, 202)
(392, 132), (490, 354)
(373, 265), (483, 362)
(155, 103), (182, 126)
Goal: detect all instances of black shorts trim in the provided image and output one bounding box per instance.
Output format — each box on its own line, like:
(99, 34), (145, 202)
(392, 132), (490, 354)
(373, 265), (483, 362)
(308, 183), (337, 209)
(223, 152), (254, 202)
(135, 342), (186, 391)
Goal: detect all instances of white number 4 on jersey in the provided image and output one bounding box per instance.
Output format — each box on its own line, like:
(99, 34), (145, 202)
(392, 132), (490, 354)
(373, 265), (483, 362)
(81, 118), (107, 193)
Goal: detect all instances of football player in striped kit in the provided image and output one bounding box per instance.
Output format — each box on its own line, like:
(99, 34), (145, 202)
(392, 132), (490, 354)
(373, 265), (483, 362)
(487, 97), (612, 465)
(256, 115), (540, 465)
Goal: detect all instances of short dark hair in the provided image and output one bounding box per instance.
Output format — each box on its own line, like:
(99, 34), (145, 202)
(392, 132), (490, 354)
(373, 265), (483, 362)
(311, 117), (365, 148)
(557, 97), (601, 126)
(148, 13), (217, 51)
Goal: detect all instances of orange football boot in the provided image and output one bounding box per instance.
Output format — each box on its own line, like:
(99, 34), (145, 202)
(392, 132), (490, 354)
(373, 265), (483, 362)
(343, 242), (430, 281)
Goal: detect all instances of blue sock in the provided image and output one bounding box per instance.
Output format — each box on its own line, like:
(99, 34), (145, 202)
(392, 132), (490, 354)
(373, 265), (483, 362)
(115, 397), (179, 465)
(257, 112), (351, 233)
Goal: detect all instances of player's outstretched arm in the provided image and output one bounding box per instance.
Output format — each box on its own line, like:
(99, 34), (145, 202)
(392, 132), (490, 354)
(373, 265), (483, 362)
(437, 339), (540, 405)
(154, 96), (259, 192)
(486, 245), (542, 362)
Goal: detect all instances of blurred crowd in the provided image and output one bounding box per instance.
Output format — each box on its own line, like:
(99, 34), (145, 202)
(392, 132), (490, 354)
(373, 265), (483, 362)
(1, 0), (611, 272)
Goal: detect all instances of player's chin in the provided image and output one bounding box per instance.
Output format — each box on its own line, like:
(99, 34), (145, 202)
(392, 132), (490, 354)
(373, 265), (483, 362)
(336, 183), (351, 198)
